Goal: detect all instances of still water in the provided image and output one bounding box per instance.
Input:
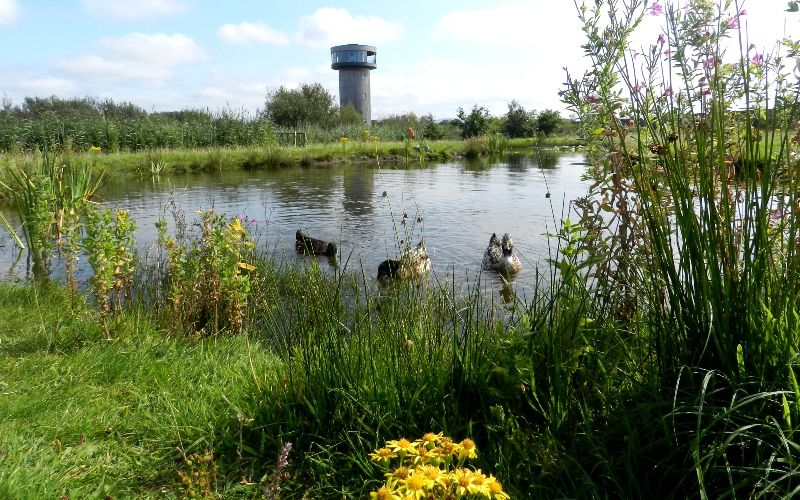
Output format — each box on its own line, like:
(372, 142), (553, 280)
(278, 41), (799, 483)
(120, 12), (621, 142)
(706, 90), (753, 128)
(0, 152), (589, 296)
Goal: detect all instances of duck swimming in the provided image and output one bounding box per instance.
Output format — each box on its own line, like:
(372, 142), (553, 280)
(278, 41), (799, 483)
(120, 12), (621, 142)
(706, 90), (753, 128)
(377, 240), (431, 281)
(295, 230), (337, 257)
(482, 233), (522, 274)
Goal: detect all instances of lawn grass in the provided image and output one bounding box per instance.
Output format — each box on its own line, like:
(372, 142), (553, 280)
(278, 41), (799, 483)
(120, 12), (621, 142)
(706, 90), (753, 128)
(0, 284), (281, 498)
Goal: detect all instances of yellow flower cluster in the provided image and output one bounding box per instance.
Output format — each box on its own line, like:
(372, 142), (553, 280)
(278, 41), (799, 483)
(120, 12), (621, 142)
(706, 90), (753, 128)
(369, 433), (509, 499)
(89, 145), (102, 153)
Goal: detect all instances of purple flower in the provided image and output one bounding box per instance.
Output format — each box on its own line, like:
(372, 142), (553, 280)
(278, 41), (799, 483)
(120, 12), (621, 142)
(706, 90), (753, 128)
(587, 94), (599, 104)
(726, 16), (740, 29)
(739, 9), (747, 16)
(751, 53), (764, 65)
(703, 56), (716, 70)
(650, 1), (663, 16)
(584, 70), (594, 77)
(664, 87), (674, 97)
(771, 209), (783, 221)
(633, 83), (646, 93)
(657, 33), (666, 45)
(748, 43), (756, 52)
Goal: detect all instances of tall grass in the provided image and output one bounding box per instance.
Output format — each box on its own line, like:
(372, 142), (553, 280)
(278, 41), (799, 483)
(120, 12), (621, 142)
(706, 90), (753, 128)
(562, 0), (800, 495)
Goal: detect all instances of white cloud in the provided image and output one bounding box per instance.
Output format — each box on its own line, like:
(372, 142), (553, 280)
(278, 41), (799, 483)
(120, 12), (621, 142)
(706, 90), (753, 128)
(0, 0), (21, 26)
(218, 22), (289, 45)
(53, 33), (206, 85)
(434, 2), (570, 47)
(82, 0), (187, 21)
(295, 7), (403, 48)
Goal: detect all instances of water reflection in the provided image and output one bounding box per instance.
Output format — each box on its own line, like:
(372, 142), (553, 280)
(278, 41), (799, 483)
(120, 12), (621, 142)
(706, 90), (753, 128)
(342, 165), (375, 217)
(0, 153), (590, 300)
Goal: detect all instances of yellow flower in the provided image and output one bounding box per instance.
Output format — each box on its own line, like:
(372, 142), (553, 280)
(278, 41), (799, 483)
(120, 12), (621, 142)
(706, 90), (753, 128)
(468, 469), (491, 496)
(387, 438), (417, 456)
(452, 468), (473, 496)
(370, 485), (400, 500)
(389, 466), (410, 480)
(402, 473), (428, 498)
(414, 464), (445, 490)
(369, 446), (396, 464)
(89, 145), (102, 153)
(458, 438), (478, 460)
(415, 432), (443, 448)
(486, 475), (510, 500)
(339, 136), (350, 143)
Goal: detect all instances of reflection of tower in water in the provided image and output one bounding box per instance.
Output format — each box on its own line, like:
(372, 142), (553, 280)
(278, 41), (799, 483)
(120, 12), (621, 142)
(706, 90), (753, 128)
(342, 166), (375, 217)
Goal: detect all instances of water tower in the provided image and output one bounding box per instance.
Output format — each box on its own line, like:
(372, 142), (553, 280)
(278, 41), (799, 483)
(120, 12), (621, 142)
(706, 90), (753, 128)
(330, 44), (376, 126)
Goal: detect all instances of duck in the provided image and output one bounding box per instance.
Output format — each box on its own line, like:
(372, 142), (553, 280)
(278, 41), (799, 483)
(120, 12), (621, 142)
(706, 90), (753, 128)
(295, 230), (337, 257)
(482, 233), (522, 275)
(377, 240), (431, 281)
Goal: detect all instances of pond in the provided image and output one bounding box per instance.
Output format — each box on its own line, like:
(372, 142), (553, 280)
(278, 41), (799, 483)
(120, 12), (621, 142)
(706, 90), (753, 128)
(0, 151), (590, 298)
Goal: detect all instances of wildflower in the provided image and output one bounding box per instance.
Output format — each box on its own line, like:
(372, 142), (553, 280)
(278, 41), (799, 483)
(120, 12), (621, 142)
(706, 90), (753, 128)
(390, 466), (410, 480)
(702, 56), (716, 70)
(452, 469), (473, 496)
(369, 447), (396, 464)
(387, 438), (417, 456)
(739, 9), (747, 16)
(414, 464), (444, 489)
(584, 70), (594, 77)
(458, 438), (478, 460)
(89, 145), (102, 153)
(370, 485), (399, 500)
(469, 470), (491, 496)
(402, 473), (427, 498)
(633, 83), (646, 93)
(339, 136), (350, 144)
(751, 53), (764, 65)
(726, 16), (740, 29)
(486, 475), (510, 500)
(417, 432), (443, 449)
(748, 43), (756, 52)
(650, 1), (663, 16)
(587, 93), (599, 104)
(664, 86), (674, 97)
(657, 33), (666, 45)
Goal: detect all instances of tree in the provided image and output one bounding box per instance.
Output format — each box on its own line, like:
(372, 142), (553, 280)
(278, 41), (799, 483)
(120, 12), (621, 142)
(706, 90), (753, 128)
(454, 104), (491, 138)
(536, 109), (562, 136)
(502, 100), (536, 138)
(264, 83), (337, 129)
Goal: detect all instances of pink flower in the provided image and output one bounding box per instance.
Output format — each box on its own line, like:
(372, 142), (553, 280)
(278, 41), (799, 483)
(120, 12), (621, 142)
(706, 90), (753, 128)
(584, 71), (594, 77)
(664, 87), (674, 97)
(587, 94), (599, 104)
(657, 33), (666, 45)
(726, 16), (740, 29)
(739, 9), (747, 16)
(748, 43), (756, 52)
(751, 53), (764, 65)
(703, 56), (716, 70)
(633, 83), (646, 93)
(650, 1), (663, 15)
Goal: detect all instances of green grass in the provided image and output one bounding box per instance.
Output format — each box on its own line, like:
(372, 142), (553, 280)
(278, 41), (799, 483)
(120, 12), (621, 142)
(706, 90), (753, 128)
(0, 284), (281, 498)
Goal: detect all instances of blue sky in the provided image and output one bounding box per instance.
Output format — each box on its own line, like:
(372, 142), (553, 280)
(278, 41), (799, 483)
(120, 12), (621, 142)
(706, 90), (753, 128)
(0, 1), (797, 119)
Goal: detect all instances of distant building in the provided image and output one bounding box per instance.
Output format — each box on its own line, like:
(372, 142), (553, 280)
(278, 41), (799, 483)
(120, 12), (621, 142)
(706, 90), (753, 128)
(330, 44), (377, 127)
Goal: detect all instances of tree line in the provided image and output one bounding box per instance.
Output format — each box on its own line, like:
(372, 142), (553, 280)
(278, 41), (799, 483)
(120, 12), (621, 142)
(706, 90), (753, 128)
(0, 86), (565, 153)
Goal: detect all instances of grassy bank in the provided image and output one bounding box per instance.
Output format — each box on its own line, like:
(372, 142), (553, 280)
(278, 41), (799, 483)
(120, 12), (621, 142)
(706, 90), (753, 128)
(0, 135), (581, 181)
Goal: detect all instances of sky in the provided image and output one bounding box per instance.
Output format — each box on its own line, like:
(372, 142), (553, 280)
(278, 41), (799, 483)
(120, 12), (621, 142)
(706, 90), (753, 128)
(0, 0), (798, 120)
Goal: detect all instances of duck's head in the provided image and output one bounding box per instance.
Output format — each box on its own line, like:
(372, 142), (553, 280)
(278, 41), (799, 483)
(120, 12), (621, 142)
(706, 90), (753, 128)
(325, 242), (337, 257)
(501, 233), (514, 256)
